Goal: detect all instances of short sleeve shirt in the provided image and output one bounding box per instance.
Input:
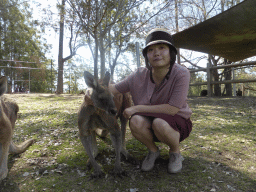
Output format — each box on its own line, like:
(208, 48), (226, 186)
(115, 63), (192, 119)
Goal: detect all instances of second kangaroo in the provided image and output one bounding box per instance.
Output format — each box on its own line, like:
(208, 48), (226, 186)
(78, 71), (135, 178)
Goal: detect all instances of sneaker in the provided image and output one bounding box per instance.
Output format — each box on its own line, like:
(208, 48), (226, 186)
(141, 149), (160, 171)
(168, 152), (184, 174)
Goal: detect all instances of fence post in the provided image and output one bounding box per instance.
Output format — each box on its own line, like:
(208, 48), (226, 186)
(29, 69), (31, 93)
(207, 62), (212, 97)
(232, 67), (236, 96)
(51, 59), (53, 93)
(136, 42), (140, 68)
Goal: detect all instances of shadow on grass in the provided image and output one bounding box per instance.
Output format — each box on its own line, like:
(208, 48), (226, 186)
(27, 94), (83, 102)
(1, 152), (255, 192)
(1, 95), (255, 191)
(188, 96), (256, 108)
(1, 131), (256, 192)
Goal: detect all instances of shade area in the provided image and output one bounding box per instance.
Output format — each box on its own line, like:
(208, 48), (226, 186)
(172, 0), (256, 62)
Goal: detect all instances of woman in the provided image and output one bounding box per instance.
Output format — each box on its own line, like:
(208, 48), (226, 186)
(109, 28), (192, 173)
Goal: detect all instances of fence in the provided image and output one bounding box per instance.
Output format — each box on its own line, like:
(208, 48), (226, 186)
(189, 61), (256, 96)
(0, 60), (55, 93)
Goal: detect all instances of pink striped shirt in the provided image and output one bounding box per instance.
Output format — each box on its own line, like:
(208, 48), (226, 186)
(115, 63), (192, 119)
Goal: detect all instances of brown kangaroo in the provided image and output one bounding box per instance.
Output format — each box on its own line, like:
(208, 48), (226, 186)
(78, 71), (135, 178)
(0, 76), (34, 181)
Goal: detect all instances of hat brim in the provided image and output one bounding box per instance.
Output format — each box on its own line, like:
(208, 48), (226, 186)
(142, 40), (177, 57)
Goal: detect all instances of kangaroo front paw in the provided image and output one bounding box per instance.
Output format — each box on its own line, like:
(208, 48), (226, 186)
(111, 167), (127, 178)
(0, 168), (8, 181)
(126, 154), (140, 165)
(121, 149), (139, 165)
(86, 160), (92, 171)
(89, 170), (105, 180)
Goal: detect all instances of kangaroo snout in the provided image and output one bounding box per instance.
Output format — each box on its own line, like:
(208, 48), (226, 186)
(109, 108), (118, 116)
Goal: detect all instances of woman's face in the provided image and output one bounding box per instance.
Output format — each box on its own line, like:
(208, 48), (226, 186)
(147, 43), (171, 69)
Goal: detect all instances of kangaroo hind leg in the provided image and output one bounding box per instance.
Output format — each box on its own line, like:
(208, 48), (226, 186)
(0, 142), (10, 181)
(109, 129), (124, 176)
(120, 116), (139, 165)
(80, 133), (103, 178)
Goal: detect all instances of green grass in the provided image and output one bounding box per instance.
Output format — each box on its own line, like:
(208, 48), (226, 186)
(1, 94), (255, 192)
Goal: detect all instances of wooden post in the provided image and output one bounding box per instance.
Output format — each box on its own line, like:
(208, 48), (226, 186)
(232, 67), (236, 96)
(29, 69), (31, 93)
(136, 42), (140, 68)
(51, 59), (53, 93)
(207, 62), (212, 97)
(175, 0), (180, 64)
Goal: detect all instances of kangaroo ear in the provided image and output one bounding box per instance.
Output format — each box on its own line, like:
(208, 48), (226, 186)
(103, 71), (110, 86)
(0, 76), (7, 96)
(84, 71), (97, 89)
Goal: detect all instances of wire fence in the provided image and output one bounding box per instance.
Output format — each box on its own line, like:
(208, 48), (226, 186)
(0, 60), (56, 93)
(1, 59), (256, 96)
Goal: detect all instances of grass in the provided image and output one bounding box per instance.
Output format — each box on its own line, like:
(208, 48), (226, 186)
(0, 94), (255, 192)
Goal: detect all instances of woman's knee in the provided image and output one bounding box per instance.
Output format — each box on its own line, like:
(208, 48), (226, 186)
(152, 118), (180, 143)
(152, 118), (179, 135)
(152, 118), (168, 132)
(129, 115), (151, 132)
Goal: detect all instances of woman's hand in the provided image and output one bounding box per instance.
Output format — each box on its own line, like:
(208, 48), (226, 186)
(123, 106), (138, 119)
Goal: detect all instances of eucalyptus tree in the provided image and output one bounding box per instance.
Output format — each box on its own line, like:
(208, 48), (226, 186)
(65, 0), (170, 80)
(155, 0), (245, 96)
(0, 0), (51, 92)
(206, 0), (244, 96)
(56, 0), (85, 93)
(220, 0), (243, 96)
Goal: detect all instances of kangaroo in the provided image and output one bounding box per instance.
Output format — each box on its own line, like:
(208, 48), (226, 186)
(78, 71), (135, 178)
(0, 76), (34, 181)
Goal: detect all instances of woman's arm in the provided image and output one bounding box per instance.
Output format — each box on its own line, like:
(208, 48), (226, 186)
(109, 84), (121, 95)
(123, 104), (179, 119)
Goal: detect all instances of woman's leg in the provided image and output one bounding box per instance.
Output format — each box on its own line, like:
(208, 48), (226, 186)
(152, 118), (183, 173)
(152, 118), (180, 153)
(129, 115), (158, 152)
(129, 115), (160, 171)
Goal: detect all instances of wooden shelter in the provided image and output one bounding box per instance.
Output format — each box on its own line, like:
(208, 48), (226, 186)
(172, 0), (256, 62)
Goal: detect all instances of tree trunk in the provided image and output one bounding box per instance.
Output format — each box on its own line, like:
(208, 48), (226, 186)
(209, 56), (221, 96)
(94, 30), (99, 80)
(93, 0), (99, 80)
(175, 0), (180, 64)
(57, 0), (65, 94)
(224, 59), (232, 96)
(100, 37), (105, 79)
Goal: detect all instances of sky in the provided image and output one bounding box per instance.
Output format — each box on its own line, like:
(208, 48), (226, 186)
(31, 0), (232, 89)
(31, 0), (95, 90)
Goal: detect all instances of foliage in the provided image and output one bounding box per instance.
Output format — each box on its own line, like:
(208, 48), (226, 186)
(65, 0), (170, 79)
(235, 66), (256, 96)
(0, 0), (53, 93)
(1, 0), (254, 93)
(188, 72), (206, 96)
(0, 94), (255, 191)
(63, 59), (86, 94)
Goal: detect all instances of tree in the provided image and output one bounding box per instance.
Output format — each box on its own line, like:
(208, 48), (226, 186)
(188, 71), (206, 96)
(56, 0), (85, 93)
(66, 0), (170, 80)
(64, 61), (84, 94)
(158, 0), (246, 96)
(0, 0), (51, 93)
(57, 0), (65, 94)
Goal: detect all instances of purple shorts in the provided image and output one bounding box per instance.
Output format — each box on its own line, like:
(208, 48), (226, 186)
(131, 113), (192, 142)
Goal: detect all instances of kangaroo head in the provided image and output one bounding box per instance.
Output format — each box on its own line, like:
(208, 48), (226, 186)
(84, 71), (117, 116)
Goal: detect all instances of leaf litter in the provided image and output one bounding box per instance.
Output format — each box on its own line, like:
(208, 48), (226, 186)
(0, 94), (255, 192)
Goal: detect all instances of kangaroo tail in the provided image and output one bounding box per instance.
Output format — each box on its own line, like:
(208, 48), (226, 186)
(9, 139), (34, 155)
